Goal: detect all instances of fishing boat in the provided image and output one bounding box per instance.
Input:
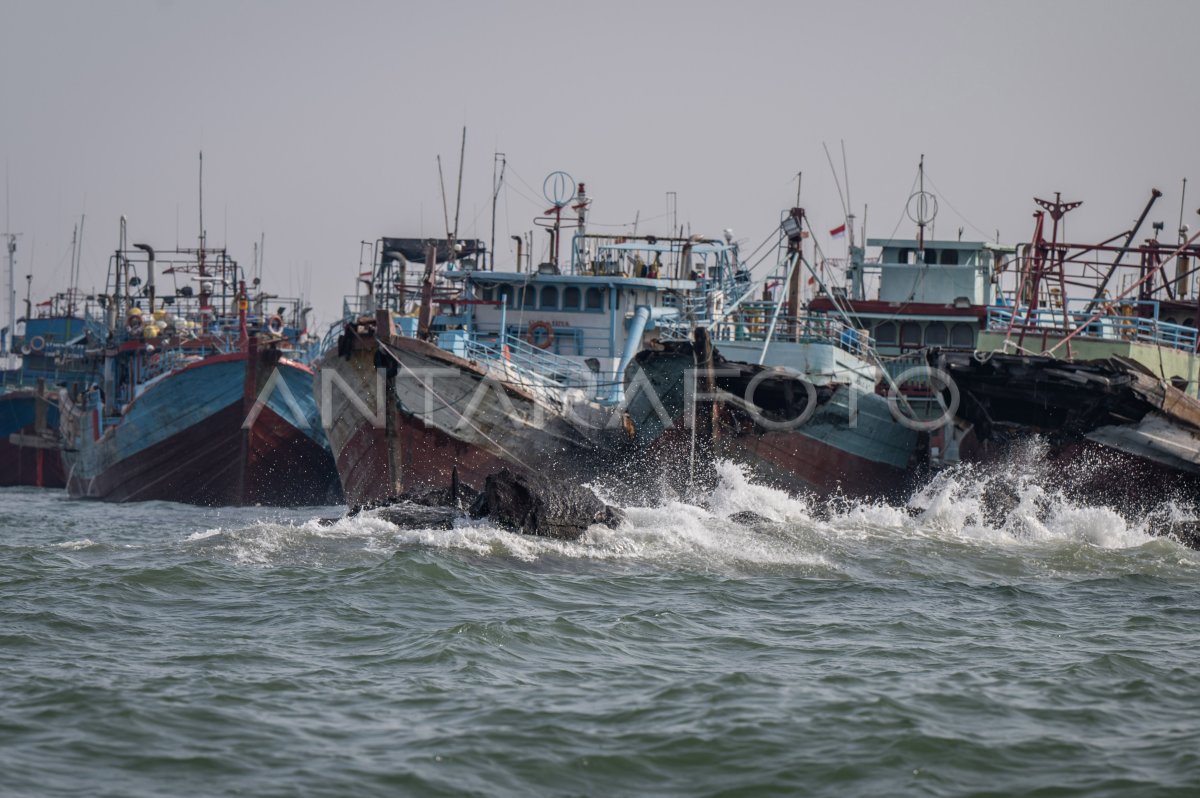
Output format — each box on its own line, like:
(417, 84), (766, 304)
(624, 207), (927, 500)
(0, 227), (105, 487)
(318, 177), (750, 505)
(58, 221), (342, 505)
(930, 190), (1200, 503)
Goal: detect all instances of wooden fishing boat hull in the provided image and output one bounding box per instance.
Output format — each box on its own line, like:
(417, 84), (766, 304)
(317, 319), (612, 507)
(936, 349), (1200, 505)
(61, 350), (342, 506)
(625, 343), (921, 500)
(0, 389), (66, 488)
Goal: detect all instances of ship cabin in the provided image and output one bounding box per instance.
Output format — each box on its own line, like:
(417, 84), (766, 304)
(808, 238), (1014, 357)
(444, 234), (743, 395)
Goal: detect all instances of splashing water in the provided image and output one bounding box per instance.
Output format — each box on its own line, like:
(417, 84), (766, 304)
(174, 448), (1198, 578)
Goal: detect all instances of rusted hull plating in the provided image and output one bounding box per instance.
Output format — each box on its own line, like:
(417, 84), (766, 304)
(61, 352), (342, 506)
(318, 323), (611, 506)
(0, 389), (66, 488)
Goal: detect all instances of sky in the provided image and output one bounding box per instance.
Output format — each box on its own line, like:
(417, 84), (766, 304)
(2, 0), (1198, 328)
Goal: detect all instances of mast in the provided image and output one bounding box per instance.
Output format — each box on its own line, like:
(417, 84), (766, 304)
(417, 240), (438, 340)
(452, 126), (466, 250)
(69, 224), (78, 311)
(4, 164), (11, 358)
(917, 154), (926, 255)
(5, 232), (15, 357)
(490, 152), (506, 270)
(1177, 178), (1190, 297)
(198, 152), (209, 315)
(437, 155), (451, 246)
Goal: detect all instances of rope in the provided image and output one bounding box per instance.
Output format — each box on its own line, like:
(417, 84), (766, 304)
(377, 340), (522, 462)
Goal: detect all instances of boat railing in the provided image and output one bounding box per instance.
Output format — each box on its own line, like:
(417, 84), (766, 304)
(318, 319), (346, 360)
(463, 331), (597, 398)
(138, 348), (193, 383)
(711, 304), (873, 356)
(986, 302), (1198, 352)
(878, 350), (935, 389)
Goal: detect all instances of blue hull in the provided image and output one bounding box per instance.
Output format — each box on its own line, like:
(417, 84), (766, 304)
(61, 352), (342, 505)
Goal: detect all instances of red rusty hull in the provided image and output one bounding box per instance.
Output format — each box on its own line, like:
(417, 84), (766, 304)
(722, 428), (914, 500)
(66, 403), (341, 506)
(0, 438), (66, 488)
(0, 388), (66, 488)
(645, 418), (912, 501)
(333, 409), (396, 508)
(321, 328), (607, 506)
(334, 408), (511, 506)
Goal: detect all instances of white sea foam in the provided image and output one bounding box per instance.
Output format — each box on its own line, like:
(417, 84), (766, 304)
(188, 450), (1197, 572)
(54, 538), (98, 550)
(185, 529), (223, 541)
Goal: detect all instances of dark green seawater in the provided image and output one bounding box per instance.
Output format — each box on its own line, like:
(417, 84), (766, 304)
(4, 461), (1200, 797)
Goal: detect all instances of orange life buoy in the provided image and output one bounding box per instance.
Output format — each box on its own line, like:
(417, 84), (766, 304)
(267, 314), (284, 335)
(526, 320), (554, 349)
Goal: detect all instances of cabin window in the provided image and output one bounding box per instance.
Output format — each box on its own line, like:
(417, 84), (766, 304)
(897, 249), (912, 265)
(939, 249), (959, 265)
(900, 322), (922, 347)
(950, 323), (974, 347)
(563, 286), (581, 310)
(479, 285), (494, 302)
(540, 286), (559, 310)
(875, 321), (897, 344)
(585, 286), (604, 311)
(505, 289), (517, 309)
(522, 287), (536, 308)
(923, 249), (936, 264)
(1186, 318), (1196, 328)
(924, 322), (948, 346)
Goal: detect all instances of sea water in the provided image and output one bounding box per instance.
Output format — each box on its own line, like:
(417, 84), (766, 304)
(3, 454), (1200, 797)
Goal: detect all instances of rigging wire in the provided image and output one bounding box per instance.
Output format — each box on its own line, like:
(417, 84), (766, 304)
(921, 169), (995, 242)
(822, 142), (849, 218)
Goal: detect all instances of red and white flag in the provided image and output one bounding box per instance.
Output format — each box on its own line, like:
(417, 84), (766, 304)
(829, 223), (846, 239)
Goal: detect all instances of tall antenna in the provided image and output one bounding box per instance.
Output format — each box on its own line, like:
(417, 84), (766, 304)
(490, 152), (506, 270)
(1179, 177), (1189, 244)
(917, 154), (925, 252)
(75, 214), (85, 309)
(5, 232), (16, 357)
(452, 126), (466, 248)
(198, 151), (204, 247)
(437, 155), (451, 244)
(3, 167), (17, 359)
(69, 223), (79, 314)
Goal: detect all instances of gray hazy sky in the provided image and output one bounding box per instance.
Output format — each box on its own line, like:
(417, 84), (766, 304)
(3, 0), (1198, 327)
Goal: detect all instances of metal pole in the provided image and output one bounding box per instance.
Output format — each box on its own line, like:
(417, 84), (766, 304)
(490, 153), (505, 271)
(1087, 189), (1162, 310)
(5, 233), (15, 357)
